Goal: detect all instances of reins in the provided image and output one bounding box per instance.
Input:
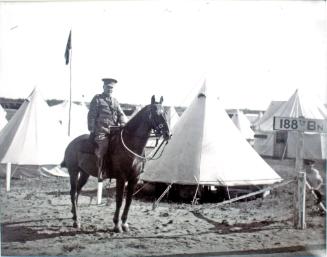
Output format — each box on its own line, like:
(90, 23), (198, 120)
(120, 128), (168, 161)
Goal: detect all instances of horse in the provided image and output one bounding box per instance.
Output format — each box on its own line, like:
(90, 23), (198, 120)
(61, 95), (170, 232)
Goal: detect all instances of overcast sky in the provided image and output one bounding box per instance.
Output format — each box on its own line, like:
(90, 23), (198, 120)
(0, 0), (326, 110)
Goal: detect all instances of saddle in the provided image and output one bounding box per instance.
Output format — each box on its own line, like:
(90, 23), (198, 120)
(80, 137), (96, 154)
(80, 126), (121, 154)
(78, 127), (121, 179)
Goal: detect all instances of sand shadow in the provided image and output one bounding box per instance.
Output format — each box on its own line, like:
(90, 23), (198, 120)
(45, 187), (117, 198)
(1, 220), (115, 243)
(1, 215), (294, 244)
(190, 210), (289, 234)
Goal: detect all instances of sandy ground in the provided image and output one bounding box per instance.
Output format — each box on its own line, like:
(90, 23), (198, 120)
(1, 158), (326, 257)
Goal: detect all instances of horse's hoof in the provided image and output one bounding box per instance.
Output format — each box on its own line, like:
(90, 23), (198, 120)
(113, 226), (122, 233)
(122, 224), (129, 232)
(73, 221), (81, 229)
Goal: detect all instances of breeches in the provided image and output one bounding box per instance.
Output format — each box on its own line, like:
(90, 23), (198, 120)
(94, 133), (109, 159)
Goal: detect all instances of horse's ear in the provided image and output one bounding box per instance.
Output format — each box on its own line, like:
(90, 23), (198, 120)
(160, 96), (163, 104)
(151, 95), (155, 104)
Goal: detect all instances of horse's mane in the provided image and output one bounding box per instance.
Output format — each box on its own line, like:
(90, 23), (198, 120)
(125, 105), (150, 131)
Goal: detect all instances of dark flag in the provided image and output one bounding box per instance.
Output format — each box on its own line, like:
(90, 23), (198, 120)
(64, 30), (71, 65)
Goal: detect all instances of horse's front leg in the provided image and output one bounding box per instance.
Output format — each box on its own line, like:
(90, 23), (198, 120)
(113, 178), (125, 233)
(121, 177), (138, 232)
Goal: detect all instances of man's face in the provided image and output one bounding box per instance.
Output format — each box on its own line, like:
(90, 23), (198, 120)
(103, 84), (113, 95)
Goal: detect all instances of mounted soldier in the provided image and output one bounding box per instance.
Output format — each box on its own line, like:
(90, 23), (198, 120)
(87, 78), (127, 181)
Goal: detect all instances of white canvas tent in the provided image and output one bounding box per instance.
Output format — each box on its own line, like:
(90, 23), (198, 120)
(51, 100), (89, 138)
(0, 88), (69, 179)
(141, 83), (282, 186)
(0, 105), (8, 131)
(245, 112), (263, 127)
(231, 110), (254, 141)
(254, 89), (327, 160)
(253, 101), (285, 130)
(166, 106), (180, 130)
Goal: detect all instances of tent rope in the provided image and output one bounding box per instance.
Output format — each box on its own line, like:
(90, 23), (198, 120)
(193, 179), (295, 212)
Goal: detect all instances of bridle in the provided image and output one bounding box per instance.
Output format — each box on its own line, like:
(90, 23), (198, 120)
(148, 110), (168, 138)
(120, 104), (170, 161)
(120, 129), (168, 161)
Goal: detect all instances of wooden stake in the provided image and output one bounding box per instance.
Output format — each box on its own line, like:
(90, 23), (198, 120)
(295, 131), (304, 172)
(6, 163), (11, 192)
(296, 172), (306, 229)
(293, 131), (304, 228)
(97, 181), (103, 205)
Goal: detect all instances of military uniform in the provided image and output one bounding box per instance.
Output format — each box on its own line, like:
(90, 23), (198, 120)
(87, 78), (127, 180)
(88, 93), (126, 134)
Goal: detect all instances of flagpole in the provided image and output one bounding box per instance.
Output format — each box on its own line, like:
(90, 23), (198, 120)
(68, 31), (72, 137)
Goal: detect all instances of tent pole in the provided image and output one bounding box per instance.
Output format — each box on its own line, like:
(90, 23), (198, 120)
(6, 163), (11, 191)
(226, 185), (231, 200)
(281, 134), (289, 160)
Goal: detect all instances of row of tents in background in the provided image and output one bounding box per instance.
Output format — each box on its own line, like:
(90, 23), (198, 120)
(0, 84), (326, 189)
(0, 88), (183, 178)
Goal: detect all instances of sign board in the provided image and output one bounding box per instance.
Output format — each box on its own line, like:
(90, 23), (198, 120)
(273, 117), (327, 133)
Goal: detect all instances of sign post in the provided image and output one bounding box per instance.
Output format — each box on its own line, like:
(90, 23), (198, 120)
(273, 116), (327, 229)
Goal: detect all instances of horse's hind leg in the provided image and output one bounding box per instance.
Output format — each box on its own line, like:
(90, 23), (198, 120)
(76, 171), (89, 203)
(121, 177), (138, 232)
(113, 178), (125, 233)
(74, 171), (90, 228)
(69, 171), (80, 228)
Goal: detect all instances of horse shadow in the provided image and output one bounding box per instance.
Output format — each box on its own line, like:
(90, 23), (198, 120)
(1, 218), (116, 243)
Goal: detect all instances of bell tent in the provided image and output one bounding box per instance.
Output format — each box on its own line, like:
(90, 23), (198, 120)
(253, 101), (285, 131)
(141, 83), (282, 187)
(166, 106), (180, 130)
(51, 100), (89, 138)
(231, 110), (254, 142)
(0, 88), (69, 179)
(253, 89), (327, 160)
(0, 105), (8, 131)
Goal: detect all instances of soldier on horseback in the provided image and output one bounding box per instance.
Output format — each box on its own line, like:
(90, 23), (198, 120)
(87, 78), (127, 181)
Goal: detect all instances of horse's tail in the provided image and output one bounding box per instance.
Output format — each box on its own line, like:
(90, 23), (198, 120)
(60, 160), (66, 168)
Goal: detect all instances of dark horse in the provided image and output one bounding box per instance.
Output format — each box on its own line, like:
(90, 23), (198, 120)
(61, 96), (170, 232)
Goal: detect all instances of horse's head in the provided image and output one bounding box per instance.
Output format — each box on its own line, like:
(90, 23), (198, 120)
(148, 95), (171, 141)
